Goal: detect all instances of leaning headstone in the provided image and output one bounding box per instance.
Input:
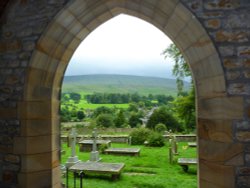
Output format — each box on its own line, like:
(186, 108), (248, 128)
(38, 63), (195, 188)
(169, 147), (173, 164)
(171, 136), (178, 155)
(65, 128), (80, 168)
(89, 128), (101, 162)
(128, 136), (132, 145)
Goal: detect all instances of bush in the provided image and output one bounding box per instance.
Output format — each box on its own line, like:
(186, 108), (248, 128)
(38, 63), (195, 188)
(155, 123), (166, 133)
(96, 114), (114, 128)
(129, 128), (152, 145)
(147, 132), (165, 147)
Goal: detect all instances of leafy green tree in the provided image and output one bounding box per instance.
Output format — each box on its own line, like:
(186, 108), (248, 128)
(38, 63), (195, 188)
(162, 43), (191, 95)
(69, 92), (81, 103)
(114, 110), (126, 128)
(96, 114), (114, 128)
(77, 110), (85, 121)
(146, 106), (181, 132)
(92, 106), (113, 117)
(128, 103), (138, 112)
(155, 123), (167, 134)
(162, 43), (196, 131)
(173, 85), (196, 130)
(129, 112), (142, 128)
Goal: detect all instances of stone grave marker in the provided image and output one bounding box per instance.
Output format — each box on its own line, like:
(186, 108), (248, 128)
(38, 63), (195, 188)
(66, 128), (80, 168)
(89, 128), (101, 162)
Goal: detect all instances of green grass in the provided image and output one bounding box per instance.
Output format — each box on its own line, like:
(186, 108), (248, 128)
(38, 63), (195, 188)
(61, 142), (197, 188)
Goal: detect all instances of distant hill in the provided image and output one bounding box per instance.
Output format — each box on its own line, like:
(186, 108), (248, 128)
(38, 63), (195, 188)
(62, 74), (190, 96)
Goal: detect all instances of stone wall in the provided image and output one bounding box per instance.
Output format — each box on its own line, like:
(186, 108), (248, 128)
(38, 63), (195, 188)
(0, 0), (249, 187)
(0, 1), (69, 187)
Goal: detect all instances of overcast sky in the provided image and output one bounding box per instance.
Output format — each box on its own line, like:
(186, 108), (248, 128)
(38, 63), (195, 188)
(65, 14), (174, 79)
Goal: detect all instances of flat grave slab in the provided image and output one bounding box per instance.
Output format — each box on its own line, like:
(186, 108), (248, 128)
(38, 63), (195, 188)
(177, 158), (197, 172)
(79, 140), (111, 152)
(69, 161), (125, 180)
(188, 142), (197, 147)
(104, 148), (140, 156)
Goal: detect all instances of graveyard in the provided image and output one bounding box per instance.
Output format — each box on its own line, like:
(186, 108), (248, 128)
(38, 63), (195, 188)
(61, 129), (197, 188)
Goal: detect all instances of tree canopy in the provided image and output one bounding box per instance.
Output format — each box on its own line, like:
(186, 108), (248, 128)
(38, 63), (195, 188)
(162, 43), (196, 131)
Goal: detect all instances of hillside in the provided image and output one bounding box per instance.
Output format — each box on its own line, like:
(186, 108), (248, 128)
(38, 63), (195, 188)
(62, 74), (190, 96)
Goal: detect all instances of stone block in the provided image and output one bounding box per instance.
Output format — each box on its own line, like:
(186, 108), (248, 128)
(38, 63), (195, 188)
(236, 131), (250, 142)
(56, 9), (75, 29)
(204, 0), (240, 10)
(13, 134), (59, 154)
(191, 53), (223, 79)
(238, 46), (250, 57)
(199, 139), (243, 163)
(205, 19), (221, 29)
(228, 83), (250, 95)
(52, 166), (61, 186)
(18, 170), (52, 188)
(198, 119), (233, 143)
(68, 0), (98, 17)
(21, 152), (52, 172)
(235, 121), (250, 130)
(225, 153), (244, 166)
(238, 167), (250, 175)
(243, 70), (250, 79)
(19, 99), (59, 118)
(200, 160), (235, 188)
(164, 8), (188, 39)
(0, 40), (22, 53)
(215, 30), (248, 43)
(226, 71), (241, 80)
(4, 154), (20, 164)
(200, 179), (223, 188)
(219, 45), (235, 57)
(223, 58), (243, 69)
(20, 118), (60, 137)
(196, 75), (226, 98)
(0, 108), (17, 119)
(237, 176), (250, 187)
(198, 96), (244, 119)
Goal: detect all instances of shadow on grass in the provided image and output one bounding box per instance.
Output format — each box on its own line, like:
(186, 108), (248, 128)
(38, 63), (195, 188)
(133, 182), (165, 188)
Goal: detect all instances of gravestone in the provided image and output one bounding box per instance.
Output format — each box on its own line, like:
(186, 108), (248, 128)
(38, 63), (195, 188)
(169, 135), (178, 155)
(89, 128), (101, 162)
(66, 128), (80, 168)
(169, 147), (173, 164)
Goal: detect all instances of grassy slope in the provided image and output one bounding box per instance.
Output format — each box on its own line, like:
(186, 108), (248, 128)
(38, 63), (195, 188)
(62, 142), (197, 188)
(62, 74), (190, 96)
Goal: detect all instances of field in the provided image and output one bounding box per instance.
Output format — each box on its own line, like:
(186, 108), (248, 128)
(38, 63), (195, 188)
(61, 142), (197, 188)
(62, 74), (190, 96)
(66, 97), (129, 109)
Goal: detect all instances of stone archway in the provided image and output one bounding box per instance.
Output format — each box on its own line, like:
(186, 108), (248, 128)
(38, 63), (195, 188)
(0, 0), (248, 188)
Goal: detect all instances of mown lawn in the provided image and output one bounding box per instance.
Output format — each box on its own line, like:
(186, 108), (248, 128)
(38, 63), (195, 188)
(61, 142), (197, 188)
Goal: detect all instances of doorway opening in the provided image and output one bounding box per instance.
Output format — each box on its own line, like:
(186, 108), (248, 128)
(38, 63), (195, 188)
(60, 14), (197, 187)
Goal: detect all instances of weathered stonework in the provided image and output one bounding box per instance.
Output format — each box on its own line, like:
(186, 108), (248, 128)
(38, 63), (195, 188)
(0, 0), (250, 188)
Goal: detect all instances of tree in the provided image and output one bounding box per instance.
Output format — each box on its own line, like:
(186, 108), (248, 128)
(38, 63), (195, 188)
(92, 106), (113, 117)
(96, 114), (114, 128)
(173, 85), (196, 131)
(162, 43), (191, 95)
(129, 112), (142, 128)
(69, 92), (81, 103)
(162, 43), (196, 131)
(146, 106), (181, 132)
(114, 110), (126, 128)
(77, 110), (85, 121)
(128, 103), (138, 112)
